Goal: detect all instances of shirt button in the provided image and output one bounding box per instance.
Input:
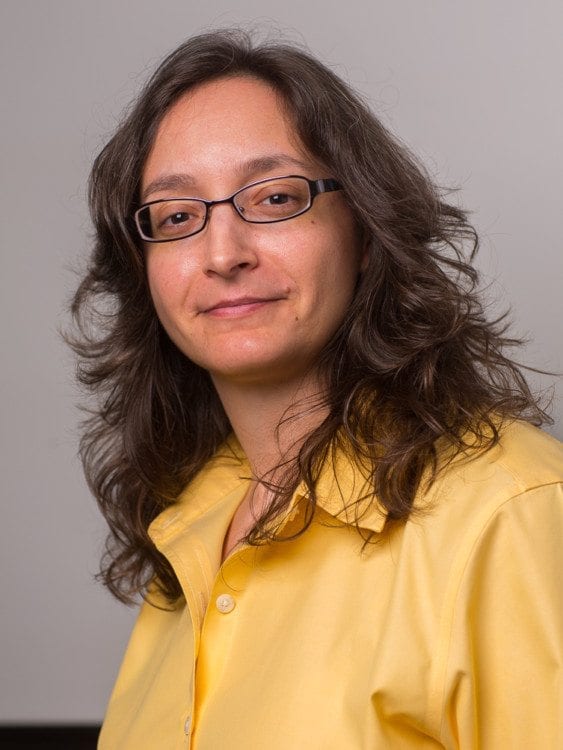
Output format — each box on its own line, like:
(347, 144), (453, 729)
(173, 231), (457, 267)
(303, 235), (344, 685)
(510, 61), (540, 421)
(216, 593), (236, 613)
(184, 715), (192, 734)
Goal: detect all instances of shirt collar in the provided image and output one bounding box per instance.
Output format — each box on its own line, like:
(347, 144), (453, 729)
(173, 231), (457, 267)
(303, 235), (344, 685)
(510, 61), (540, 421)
(149, 434), (388, 541)
(292, 440), (388, 533)
(149, 436), (250, 542)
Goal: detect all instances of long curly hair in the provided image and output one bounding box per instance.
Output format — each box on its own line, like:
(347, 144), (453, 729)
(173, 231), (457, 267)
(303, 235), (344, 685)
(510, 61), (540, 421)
(69, 29), (548, 603)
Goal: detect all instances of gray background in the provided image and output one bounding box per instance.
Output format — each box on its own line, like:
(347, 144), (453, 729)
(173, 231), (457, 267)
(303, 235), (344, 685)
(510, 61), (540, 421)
(1, 0), (561, 723)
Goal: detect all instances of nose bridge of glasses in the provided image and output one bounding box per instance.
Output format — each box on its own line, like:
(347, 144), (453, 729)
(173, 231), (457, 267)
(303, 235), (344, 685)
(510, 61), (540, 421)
(206, 192), (247, 223)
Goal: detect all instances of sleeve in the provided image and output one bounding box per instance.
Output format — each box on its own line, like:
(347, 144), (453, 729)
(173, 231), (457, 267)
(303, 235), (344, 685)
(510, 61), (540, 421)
(439, 483), (563, 749)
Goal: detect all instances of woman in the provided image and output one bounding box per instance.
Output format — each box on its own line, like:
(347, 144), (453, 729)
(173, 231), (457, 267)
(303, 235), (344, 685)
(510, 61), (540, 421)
(70, 30), (563, 749)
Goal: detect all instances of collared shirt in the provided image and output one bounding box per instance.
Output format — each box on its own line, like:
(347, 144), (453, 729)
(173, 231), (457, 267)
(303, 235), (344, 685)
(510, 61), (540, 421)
(99, 421), (563, 749)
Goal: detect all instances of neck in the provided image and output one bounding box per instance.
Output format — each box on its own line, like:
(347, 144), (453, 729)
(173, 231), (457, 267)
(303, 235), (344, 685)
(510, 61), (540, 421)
(212, 372), (328, 480)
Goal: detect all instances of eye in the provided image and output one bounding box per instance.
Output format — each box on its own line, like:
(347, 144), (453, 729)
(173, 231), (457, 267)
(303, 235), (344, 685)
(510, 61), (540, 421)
(146, 199), (206, 239)
(257, 185), (302, 207)
(237, 178), (310, 222)
(162, 210), (192, 227)
(261, 190), (293, 206)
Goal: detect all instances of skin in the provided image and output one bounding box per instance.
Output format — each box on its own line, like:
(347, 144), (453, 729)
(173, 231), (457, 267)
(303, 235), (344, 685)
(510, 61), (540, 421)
(142, 76), (367, 556)
(143, 76), (366, 390)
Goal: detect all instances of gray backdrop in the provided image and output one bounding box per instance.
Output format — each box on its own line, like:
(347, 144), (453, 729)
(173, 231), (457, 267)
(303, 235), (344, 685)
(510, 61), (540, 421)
(1, 0), (561, 723)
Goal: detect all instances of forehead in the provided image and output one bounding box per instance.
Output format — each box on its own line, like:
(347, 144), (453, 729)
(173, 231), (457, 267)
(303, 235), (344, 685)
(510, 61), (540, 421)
(141, 76), (320, 198)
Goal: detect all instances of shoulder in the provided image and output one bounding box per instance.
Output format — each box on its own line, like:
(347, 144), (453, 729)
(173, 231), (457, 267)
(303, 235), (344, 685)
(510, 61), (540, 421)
(400, 422), (563, 586)
(476, 419), (563, 488)
(423, 420), (563, 519)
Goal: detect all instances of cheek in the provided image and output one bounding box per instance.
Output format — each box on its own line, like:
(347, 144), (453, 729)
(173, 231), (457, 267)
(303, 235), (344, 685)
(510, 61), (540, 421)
(145, 251), (193, 313)
(306, 229), (363, 305)
(306, 203), (364, 270)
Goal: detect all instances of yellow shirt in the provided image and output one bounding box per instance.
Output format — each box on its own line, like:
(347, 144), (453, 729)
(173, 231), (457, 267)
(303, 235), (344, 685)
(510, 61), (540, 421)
(99, 421), (563, 749)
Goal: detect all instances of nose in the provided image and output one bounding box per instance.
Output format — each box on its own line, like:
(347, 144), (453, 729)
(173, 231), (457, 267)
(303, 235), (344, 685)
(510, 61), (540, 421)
(202, 203), (258, 278)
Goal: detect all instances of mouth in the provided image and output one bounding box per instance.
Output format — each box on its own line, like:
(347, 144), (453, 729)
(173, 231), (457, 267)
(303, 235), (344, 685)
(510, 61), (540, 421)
(201, 296), (283, 317)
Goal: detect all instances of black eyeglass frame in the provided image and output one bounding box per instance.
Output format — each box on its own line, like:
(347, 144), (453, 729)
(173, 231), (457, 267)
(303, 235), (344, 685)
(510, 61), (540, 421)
(133, 175), (343, 243)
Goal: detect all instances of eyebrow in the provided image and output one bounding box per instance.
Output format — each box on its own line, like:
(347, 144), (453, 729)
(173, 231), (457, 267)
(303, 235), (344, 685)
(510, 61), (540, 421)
(141, 153), (311, 202)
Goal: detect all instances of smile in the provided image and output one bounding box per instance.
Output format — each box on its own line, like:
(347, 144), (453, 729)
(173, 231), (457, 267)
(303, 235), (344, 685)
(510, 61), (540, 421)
(202, 297), (282, 318)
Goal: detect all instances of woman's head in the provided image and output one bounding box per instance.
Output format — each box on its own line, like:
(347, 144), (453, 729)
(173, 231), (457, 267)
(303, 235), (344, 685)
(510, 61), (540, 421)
(89, 30), (478, 393)
(140, 75), (367, 389)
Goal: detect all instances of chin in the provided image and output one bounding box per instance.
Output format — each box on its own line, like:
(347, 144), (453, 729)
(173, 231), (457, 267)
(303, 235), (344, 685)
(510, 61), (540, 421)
(205, 351), (316, 388)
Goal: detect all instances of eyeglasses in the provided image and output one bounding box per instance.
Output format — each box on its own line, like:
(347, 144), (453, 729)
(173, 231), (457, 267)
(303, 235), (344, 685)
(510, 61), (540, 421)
(134, 175), (342, 243)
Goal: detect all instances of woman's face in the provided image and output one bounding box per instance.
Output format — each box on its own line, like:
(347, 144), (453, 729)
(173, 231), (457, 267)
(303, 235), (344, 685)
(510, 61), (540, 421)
(142, 75), (366, 389)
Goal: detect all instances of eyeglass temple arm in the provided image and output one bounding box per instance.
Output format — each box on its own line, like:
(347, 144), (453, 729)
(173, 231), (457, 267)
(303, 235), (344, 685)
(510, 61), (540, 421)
(311, 178), (342, 197)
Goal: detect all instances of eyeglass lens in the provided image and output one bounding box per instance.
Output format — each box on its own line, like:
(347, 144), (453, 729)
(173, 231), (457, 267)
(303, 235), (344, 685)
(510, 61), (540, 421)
(137, 176), (313, 241)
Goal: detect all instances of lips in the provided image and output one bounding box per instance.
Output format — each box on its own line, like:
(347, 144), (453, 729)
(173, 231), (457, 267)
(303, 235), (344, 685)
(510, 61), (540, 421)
(201, 296), (282, 314)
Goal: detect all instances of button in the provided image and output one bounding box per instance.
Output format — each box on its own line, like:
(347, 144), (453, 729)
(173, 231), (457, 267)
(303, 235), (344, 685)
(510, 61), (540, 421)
(215, 593), (235, 613)
(184, 715), (192, 735)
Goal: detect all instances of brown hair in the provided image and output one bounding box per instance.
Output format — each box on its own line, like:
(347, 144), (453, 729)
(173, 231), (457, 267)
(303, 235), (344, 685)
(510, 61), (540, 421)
(69, 29), (549, 603)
